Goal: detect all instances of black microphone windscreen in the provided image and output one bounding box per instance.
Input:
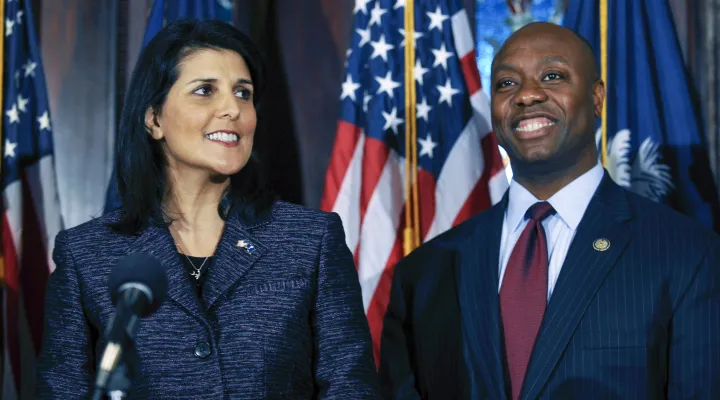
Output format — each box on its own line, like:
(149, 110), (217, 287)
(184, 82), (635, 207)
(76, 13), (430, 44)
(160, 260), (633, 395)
(108, 253), (168, 315)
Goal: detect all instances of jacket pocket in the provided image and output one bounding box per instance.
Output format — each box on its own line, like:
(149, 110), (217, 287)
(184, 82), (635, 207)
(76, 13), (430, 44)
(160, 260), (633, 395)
(239, 277), (311, 296)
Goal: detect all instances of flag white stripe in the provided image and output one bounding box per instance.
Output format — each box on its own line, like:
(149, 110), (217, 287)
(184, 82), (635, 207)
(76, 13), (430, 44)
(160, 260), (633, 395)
(470, 90), (493, 135)
(489, 171), (509, 204)
(332, 133), (366, 254)
(425, 119), (484, 242)
(451, 10), (474, 57)
(3, 182), (23, 259)
(357, 151), (406, 310)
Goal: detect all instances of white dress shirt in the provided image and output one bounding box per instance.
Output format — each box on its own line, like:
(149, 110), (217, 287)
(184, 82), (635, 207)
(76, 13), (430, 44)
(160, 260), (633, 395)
(498, 163), (605, 300)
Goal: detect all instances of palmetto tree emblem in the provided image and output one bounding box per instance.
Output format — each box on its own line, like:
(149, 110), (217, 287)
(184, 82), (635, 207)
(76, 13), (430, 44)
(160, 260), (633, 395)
(596, 128), (674, 202)
(217, 0), (233, 10)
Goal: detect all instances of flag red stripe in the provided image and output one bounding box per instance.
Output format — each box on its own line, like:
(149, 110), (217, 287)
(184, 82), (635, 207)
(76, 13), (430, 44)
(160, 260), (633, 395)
(460, 50), (482, 94)
(3, 214), (22, 393)
(353, 242), (361, 272)
(320, 121), (362, 211)
(482, 132), (507, 179)
(418, 169), (436, 238)
(453, 172), (491, 226)
(453, 132), (506, 224)
(19, 173), (51, 353)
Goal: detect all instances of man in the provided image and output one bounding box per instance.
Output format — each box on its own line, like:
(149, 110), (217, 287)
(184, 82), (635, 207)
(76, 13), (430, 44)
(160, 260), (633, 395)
(378, 22), (720, 399)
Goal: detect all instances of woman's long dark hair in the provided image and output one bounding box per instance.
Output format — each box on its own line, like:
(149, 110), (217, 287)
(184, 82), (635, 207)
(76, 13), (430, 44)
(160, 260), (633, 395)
(110, 19), (274, 234)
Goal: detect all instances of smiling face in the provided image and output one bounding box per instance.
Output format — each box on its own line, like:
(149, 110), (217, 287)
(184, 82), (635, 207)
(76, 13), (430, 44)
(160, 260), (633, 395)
(491, 23), (604, 179)
(146, 48), (257, 178)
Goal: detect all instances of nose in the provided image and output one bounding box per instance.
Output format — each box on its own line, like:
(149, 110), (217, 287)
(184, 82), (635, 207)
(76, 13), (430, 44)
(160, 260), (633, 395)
(514, 80), (548, 108)
(217, 91), (241, 120)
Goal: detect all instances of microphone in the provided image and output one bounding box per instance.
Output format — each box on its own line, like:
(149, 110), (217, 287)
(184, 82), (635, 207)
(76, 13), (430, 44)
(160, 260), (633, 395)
(92, 253), (168, 400)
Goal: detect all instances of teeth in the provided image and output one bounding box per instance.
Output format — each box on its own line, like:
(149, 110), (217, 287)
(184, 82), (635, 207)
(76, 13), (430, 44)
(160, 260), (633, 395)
(206, 132), (239, 142)
(516, 121), (555, 132)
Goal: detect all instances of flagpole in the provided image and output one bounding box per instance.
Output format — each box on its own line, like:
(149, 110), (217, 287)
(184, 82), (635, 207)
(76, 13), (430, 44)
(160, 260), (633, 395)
(600, 0), (608, 167)
(409, 0), (420, 250)
(403, 0), (420, 255)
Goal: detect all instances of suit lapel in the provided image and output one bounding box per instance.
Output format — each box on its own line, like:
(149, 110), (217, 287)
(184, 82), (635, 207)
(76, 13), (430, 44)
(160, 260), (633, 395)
(126, 224), (204, 318)
(521, 176), (633, 399)
(202, 209), (269, 310)
(456, 195), (508, 400)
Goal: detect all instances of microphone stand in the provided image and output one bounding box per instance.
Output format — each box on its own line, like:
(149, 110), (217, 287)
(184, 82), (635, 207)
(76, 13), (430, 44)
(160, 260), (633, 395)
(92, 336), (138, 400)
(91, 362), (130, 400)
(94, 362), (131, 400)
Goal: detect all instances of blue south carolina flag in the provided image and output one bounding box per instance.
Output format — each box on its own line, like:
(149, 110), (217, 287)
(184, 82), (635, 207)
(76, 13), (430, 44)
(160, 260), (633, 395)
(564, 0), (720, 231)
(103, 0), (234, 214)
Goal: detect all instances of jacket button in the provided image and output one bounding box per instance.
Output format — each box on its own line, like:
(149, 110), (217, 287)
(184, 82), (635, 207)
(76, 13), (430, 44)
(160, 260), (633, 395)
(194, 341), (211, 358)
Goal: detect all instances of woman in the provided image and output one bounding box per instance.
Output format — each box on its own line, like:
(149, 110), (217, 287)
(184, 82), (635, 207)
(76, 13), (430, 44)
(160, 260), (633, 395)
(36, 20), (380, 399)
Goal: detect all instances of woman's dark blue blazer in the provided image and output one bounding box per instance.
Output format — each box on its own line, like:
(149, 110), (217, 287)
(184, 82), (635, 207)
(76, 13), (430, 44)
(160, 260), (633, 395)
(35, 201), (381, 399)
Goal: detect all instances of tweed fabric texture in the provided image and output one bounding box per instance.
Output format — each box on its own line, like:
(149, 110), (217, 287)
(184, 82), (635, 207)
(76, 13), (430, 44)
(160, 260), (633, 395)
(36, 201), (382, 399)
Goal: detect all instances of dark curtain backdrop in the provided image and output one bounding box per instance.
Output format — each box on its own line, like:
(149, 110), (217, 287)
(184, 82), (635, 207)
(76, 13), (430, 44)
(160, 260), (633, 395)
(686, 0), (720, 197)
(234, 0), (305, 206)
(239, 0), (354, 209)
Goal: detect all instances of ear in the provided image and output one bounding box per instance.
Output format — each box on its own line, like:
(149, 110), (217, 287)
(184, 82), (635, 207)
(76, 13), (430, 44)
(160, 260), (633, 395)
(145, 107), (163, 140)
(592, 80), (606, 118)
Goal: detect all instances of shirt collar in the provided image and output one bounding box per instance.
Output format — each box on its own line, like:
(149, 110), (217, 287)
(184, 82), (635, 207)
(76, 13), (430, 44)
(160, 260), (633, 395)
(506, 162), (605, 232)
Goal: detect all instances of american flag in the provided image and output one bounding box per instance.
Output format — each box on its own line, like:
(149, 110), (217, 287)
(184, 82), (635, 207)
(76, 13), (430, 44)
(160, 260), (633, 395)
(321, 0), (508, 362)
(1, 0), (63, 398)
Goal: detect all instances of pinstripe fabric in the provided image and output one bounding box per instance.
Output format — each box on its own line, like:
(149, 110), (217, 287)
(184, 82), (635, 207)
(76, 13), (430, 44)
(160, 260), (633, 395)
(35, 201), (381, 399)
(457, 196), (506, 399)
(378, 221), (477, 400)
(379, 172), (720, 399)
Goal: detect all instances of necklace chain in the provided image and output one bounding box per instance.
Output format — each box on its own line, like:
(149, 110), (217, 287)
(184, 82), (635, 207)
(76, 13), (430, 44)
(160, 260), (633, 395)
(171, 226), (219, 281)
(176, 243), (210, 280)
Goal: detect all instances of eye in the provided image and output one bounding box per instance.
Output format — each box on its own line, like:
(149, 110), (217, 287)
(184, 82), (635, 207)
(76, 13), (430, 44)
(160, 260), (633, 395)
(495, 79), (516, 89)
(235, 88), (253, 100)
(542, 72), (564, 81)
(192, 85), (213, 96)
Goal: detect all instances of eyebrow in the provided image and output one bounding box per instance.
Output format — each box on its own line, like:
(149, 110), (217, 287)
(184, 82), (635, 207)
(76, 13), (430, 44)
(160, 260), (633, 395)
(492, 63), (516, 76)
(492, 56), (570, 78)
(540, 56), (570, 66)
(186, 78), (253, 86)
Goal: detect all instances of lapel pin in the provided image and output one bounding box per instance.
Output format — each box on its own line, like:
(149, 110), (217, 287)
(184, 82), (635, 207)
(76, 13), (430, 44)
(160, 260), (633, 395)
(236, 239), (256, 255)
(593, 238), (610, 252)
